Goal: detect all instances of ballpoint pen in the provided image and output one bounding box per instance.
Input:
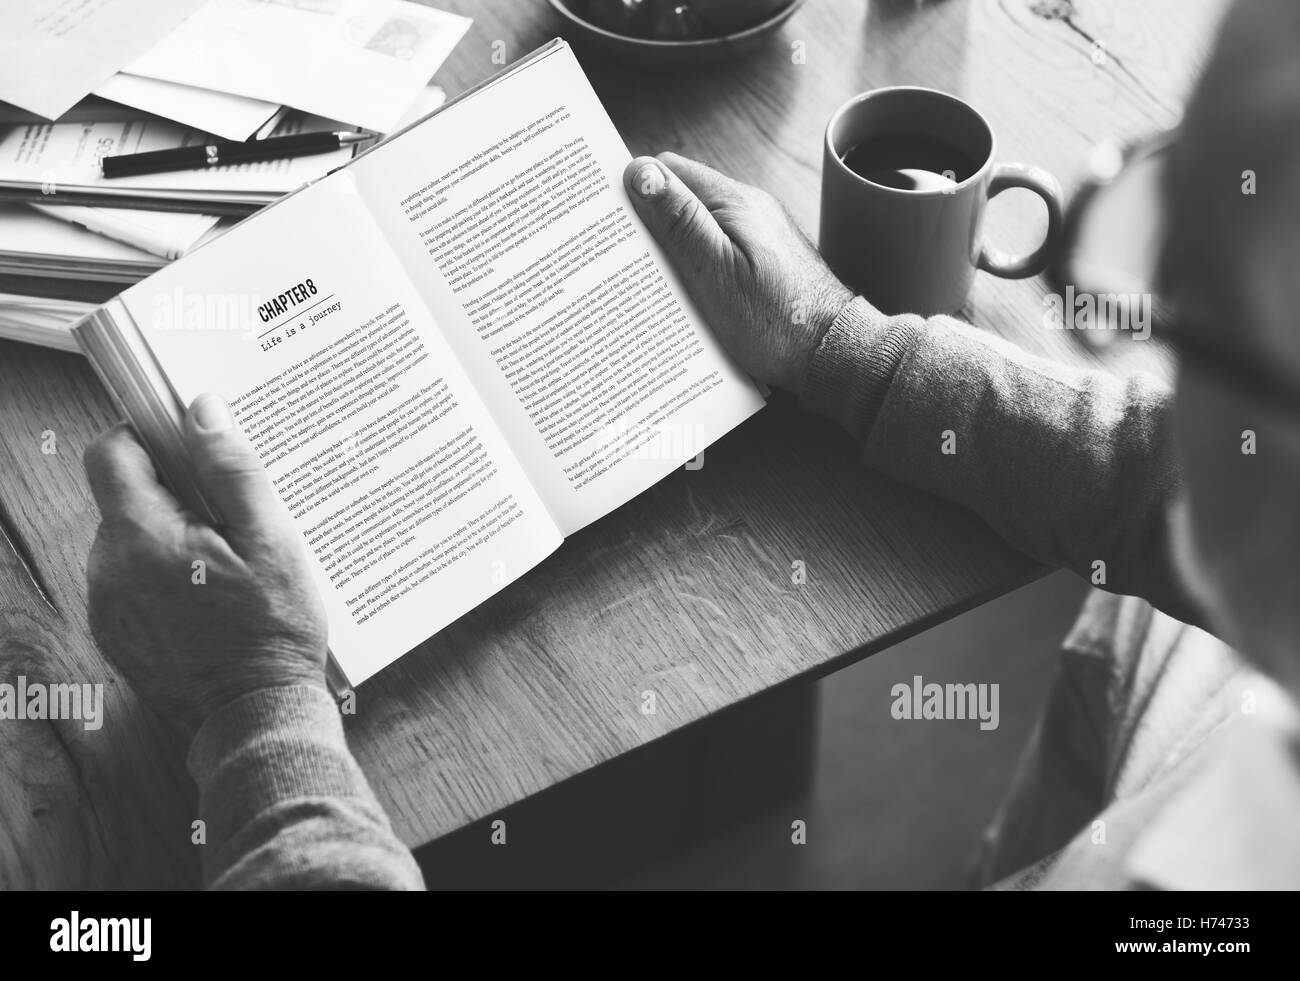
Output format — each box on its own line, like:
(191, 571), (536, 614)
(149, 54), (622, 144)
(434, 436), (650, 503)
(100, 131), (377, 179)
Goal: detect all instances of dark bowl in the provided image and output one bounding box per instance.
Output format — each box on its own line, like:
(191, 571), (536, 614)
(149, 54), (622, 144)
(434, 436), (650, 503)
(546, 0), (805, 69)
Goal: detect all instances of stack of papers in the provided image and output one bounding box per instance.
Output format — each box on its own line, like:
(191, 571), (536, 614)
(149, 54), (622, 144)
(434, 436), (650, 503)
(125, 0), (471, 134)
(0, 0), (469, 353)
(0, 112), (364, 216)
(30, 205), (220, 262)
(94, 74), (283, 143)
(0, 0), (208, 121)
(1, 0), (469, 136)
(0, 292), (97, 352)
(0, 205), (228, 282)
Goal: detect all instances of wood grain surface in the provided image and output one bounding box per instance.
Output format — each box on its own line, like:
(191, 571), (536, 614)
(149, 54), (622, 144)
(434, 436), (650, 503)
(0, 0), (1227, 887)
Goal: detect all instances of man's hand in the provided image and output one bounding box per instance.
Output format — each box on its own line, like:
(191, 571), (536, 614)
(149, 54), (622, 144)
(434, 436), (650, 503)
(623, 152), (853, 395)
(84, 393), (328, 740)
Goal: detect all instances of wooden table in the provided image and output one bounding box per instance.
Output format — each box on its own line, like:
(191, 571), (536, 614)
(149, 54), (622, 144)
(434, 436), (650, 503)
(0, 0), (1226, 887)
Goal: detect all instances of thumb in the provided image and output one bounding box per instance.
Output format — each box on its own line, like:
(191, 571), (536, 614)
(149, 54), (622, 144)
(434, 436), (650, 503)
(624, 154), (730, 276)
(183, 393), (283, 536)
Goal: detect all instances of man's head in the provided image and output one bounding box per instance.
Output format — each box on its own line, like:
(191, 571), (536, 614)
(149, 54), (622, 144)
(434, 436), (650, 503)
(1162, 0), (1300, 696)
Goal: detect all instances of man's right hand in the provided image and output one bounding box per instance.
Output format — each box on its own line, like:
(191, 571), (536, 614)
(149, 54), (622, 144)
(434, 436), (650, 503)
(623, 152), (854, 395)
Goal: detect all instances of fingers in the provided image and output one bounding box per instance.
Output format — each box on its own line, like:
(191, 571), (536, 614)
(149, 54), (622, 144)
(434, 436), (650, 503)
(655, 151), (748, 211)
(623, 153), (732, 275)
(182, 393), (284, 535)
(83, 424), (181, 527)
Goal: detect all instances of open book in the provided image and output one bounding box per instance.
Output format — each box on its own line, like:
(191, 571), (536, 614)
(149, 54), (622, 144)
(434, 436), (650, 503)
(76, 40), (765, 689)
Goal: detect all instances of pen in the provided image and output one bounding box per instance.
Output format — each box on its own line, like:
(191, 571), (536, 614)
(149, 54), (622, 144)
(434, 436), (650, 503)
(99, 131), (377, 178)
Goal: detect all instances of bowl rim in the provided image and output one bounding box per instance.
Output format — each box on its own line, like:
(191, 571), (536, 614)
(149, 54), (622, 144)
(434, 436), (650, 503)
(545, 0), (806, 50)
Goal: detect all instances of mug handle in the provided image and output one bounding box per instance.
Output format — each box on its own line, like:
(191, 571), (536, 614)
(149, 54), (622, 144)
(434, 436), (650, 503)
(976, 163), (1064, 279)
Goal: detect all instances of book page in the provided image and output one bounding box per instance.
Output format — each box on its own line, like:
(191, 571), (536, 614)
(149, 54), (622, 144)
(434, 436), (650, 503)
(352, 43), (765, 535)
(114, 173), (562, 686)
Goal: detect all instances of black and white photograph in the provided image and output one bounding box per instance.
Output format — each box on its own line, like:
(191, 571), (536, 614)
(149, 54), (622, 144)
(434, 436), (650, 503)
(0, 0), (1292, 951)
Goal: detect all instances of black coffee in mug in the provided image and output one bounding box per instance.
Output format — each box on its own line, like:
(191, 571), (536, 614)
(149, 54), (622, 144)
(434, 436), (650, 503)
(822, 86), (1063, 315)
(840, 131), (981, 191)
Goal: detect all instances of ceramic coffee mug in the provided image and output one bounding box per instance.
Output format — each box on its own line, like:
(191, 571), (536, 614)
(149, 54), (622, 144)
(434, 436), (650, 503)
(820, 86), (1063, 316)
